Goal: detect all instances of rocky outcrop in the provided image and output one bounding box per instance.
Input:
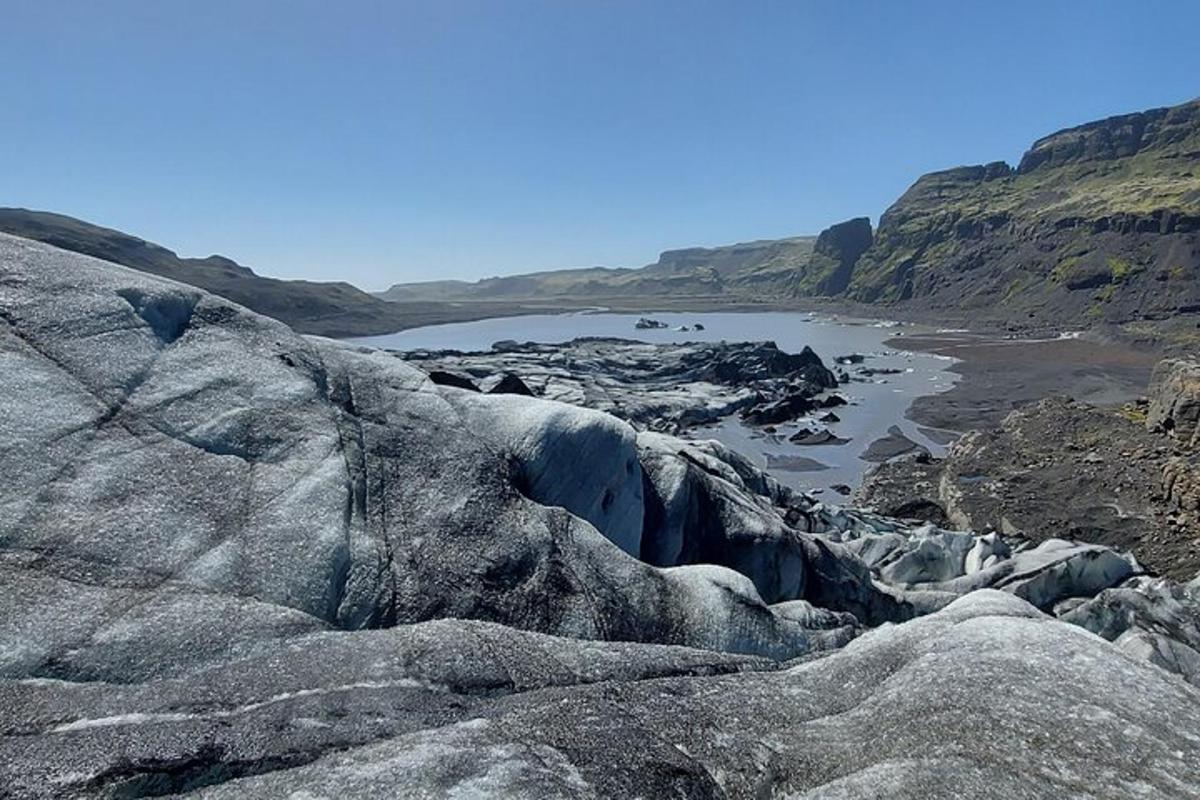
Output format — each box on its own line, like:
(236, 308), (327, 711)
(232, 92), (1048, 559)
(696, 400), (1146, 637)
(839, 99), (1200, 326)
(1146, 359), (1200, 529)
(1018, 100), (1200, 173)
(1164, 456), (1200, 527)
(857, 395), (1200, 580)
(1148, 357), (1200, 447)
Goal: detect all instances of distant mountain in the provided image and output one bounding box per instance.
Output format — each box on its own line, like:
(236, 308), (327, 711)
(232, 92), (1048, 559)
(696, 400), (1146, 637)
(844, 99), (1200, 324)
(7, 99), (1197, 337)
(381, 99), (1200, 331)
(378, 236), (818, 301)
(0, 209), (556, 337)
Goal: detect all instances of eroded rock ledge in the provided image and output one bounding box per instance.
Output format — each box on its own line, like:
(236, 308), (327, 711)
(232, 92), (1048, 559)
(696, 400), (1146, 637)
(858, 392), (1200, 580)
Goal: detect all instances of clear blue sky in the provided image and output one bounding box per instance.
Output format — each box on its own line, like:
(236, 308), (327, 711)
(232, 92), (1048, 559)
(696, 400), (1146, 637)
(3, 1), (1199, 288)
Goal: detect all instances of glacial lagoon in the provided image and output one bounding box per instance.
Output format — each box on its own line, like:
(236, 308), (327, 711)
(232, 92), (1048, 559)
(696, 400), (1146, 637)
(352, 310), (960, 498)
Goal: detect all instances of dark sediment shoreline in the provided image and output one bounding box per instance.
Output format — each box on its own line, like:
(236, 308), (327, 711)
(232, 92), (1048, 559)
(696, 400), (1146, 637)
(888, 331), (1162, 432)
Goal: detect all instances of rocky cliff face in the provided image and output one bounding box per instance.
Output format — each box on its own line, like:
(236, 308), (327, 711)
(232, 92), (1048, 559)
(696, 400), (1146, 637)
(793, 215), (874, 295)
(6, 234), (1200, 797)
(842, 99), (1200, 325)
(1149, 359), (1200, 530)
(1149, 358), (1200, 448)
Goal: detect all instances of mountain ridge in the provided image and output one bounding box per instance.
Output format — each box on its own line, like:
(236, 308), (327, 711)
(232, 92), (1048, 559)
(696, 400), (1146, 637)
(846, 97), (1200, 322)
(0, 207), (577, 336)
(379, 97), (1200, 331)
(376, 235), (819, 302)
(3, 98), (1197, 336)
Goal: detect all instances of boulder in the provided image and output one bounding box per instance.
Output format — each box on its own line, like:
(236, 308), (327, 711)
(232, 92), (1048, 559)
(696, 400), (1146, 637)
(1163, 455), (1200, 523)
(816, 393), (849, 408)
(1148, 358), (1200, 447)
(790, 427), (850, 446)
(740, 392), (815, 425)
(634, 317), (668, 329)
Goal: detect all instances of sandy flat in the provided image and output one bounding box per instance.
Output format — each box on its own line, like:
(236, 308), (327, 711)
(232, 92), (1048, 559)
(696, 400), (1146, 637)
(890, 332), (1160, 431)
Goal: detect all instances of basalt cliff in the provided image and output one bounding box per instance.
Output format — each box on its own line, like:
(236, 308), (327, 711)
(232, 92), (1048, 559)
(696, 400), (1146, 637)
(844, 99), (1200, 328)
